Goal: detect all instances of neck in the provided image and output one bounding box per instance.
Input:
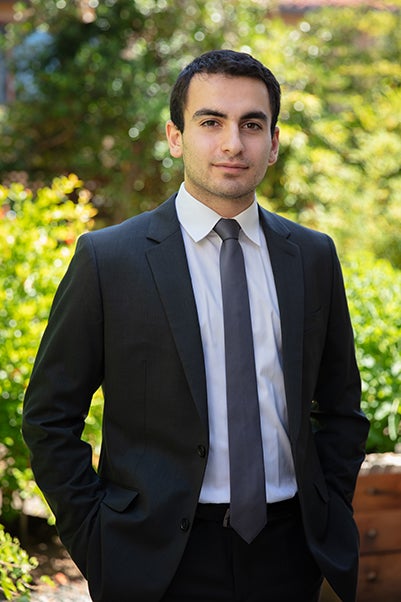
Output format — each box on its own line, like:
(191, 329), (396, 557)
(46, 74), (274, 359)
(184, 187), (255, 218)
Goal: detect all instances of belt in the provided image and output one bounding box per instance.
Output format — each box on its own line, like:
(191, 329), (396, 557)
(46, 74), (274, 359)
(196, 495), (299, 528)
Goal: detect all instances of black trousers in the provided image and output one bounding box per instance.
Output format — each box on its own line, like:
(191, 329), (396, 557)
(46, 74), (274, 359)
(162, 497), (323, 602)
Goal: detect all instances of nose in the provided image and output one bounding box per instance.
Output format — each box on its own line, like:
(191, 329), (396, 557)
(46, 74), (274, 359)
(221, 124), (244, 156)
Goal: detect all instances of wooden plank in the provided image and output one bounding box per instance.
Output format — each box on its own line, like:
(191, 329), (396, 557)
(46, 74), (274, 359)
(357, 552), (401, 602)
(353, 473), (401, 511)
(356, 509), (401, 554)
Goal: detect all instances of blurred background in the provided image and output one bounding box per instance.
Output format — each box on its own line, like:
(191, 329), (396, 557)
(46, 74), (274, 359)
(0, 0), (400, 600)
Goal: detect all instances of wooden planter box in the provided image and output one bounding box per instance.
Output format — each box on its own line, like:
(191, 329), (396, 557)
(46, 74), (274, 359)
(353, 453), (401, 602)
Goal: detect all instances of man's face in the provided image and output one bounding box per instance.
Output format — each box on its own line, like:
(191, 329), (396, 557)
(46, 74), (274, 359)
(166, 73), (279, 216)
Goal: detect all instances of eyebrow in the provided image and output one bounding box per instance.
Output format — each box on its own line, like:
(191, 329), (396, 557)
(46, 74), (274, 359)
(192, 109), (268, 122)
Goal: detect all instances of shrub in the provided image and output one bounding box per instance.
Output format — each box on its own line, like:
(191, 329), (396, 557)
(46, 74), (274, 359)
(0, 175), (97, 522)
(0, 523), (37, 600)
(344, 252), (401, 452)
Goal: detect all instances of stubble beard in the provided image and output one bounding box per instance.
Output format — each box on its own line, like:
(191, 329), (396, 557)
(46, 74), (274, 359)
(185, 168), (263, 208)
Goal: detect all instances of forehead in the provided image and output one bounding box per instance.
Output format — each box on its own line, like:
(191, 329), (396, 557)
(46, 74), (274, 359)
(185, 73), (271, 118)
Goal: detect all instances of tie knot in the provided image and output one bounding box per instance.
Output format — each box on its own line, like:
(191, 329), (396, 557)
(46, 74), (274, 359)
(214, 218), (241, 242)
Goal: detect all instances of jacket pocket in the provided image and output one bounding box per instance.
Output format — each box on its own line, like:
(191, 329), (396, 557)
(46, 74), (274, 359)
(101, 483), (139, 512)
(86, 484), (140, 601)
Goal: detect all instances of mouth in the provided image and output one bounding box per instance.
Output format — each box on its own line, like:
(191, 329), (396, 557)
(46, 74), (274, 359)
(213, 162), (249, 172)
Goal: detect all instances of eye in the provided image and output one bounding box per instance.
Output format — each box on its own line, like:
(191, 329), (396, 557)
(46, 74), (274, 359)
(201, 119), (220, 128)
(243, 122), (263, 130)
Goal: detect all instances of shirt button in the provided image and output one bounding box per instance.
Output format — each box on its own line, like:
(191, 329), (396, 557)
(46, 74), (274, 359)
(180, 518), (190, 532)
(197, 445), (206, 458)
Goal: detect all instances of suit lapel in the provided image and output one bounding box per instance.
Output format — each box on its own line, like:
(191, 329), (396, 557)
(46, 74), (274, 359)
(259, 208), (304, 442)
(144, 198), (304, 440)
(145, 196), (208, 429)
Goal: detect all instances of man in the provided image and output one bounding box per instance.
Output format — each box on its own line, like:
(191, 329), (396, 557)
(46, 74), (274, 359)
(23, 50), (369, 602)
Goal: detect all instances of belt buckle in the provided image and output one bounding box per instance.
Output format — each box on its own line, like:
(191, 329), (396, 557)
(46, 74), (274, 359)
(223, 507), (231, 528)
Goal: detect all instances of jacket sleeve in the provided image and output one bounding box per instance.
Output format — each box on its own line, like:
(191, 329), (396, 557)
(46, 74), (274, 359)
(311, 237), (369, 505)
(22, 233), (105, 566)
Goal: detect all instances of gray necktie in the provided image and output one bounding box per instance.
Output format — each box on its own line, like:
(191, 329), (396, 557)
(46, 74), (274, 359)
(214, 218), (267, 543)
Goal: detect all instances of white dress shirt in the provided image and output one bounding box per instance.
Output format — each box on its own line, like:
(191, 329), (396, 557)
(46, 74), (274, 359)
(175, 183), (297, 503)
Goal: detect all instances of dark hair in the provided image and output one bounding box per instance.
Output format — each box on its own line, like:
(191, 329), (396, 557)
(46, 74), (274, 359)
(169, 49), (281, 138)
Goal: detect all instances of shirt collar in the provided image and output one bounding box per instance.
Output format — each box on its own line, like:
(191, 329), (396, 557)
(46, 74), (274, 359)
(175, 183), (261, 246)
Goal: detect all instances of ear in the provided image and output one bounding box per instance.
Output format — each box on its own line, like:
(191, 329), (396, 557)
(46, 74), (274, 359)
(268, 127), (280, 166)
(166, 120), (183, 158)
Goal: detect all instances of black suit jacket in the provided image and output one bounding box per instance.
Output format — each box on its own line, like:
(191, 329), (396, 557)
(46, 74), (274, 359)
(23, 195), (369, 602)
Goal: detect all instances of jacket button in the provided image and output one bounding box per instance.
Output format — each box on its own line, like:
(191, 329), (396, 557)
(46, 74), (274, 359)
(180, 518), (190, 532)
(197, 445), (206, 458)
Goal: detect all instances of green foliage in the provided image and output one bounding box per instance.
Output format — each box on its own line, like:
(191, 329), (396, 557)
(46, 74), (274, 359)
(0, 0), (269, 221)
(344, 253), (401, 452)
(0, 523), (37, 600)
(0, 174), (97, 522)
(253, 7), (401, 267)
(2, 3), (400, 263)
